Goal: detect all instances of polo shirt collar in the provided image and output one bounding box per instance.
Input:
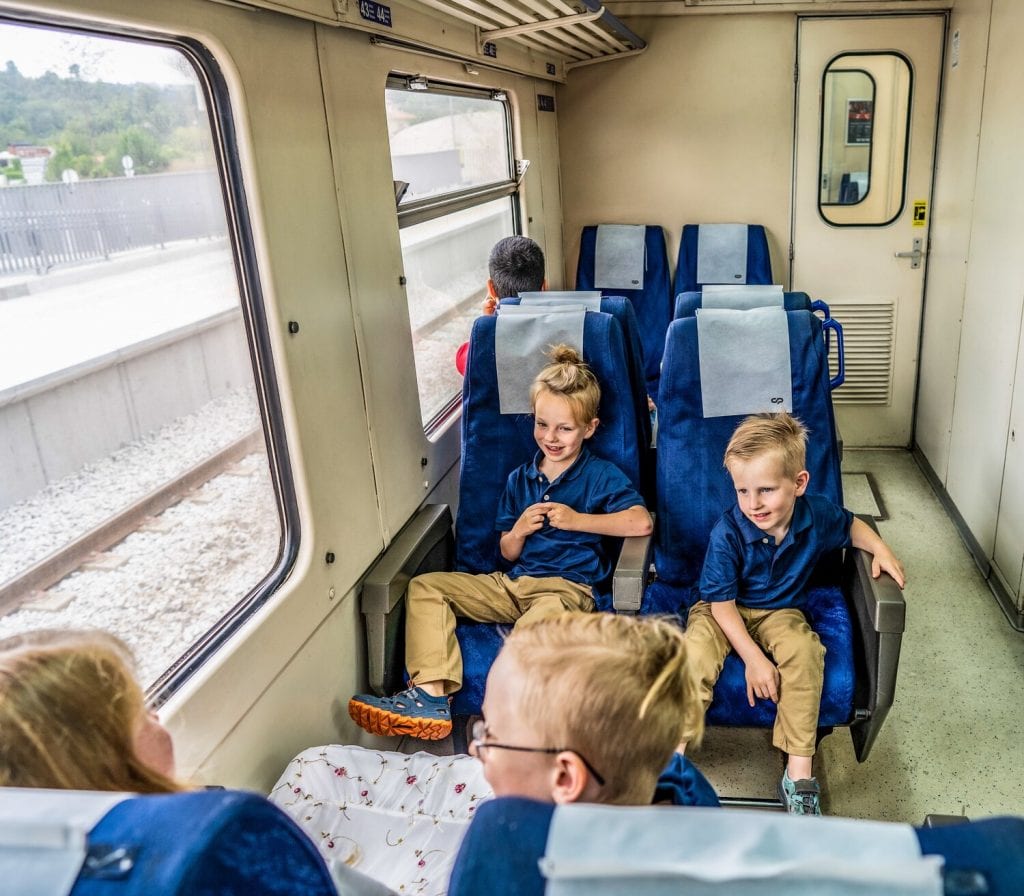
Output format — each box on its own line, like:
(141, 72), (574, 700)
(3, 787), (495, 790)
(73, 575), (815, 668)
(730, 495), (813, 546)
(526, 446), (593, 485)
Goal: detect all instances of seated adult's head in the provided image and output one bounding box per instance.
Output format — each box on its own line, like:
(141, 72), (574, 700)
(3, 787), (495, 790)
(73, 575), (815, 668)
(470, 612), (702, 806)
(487, 235), (546, 301)
(0, 628), (180, 792)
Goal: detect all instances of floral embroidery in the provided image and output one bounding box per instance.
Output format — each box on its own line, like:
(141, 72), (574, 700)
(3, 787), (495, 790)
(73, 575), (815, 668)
(454, 782), (465, 794)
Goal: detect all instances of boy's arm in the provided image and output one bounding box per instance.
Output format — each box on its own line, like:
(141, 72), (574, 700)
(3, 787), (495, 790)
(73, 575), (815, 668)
(850, 517), (906, 588)
(709, 600), (781, 707)
(543, 503), (653, 537)
(499, 503), (547, 562)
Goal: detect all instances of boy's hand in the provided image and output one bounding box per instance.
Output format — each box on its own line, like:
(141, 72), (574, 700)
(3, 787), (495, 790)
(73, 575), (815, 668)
(511, 503), (549, 539)
(744, 653), (781, 707)
(871, 544), (906, 589)
(542, 502), (580, 531)
(482, 296), (498, 316)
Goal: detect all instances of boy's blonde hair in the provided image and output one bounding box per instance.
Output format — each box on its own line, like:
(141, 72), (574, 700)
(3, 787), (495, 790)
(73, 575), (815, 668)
(529, 344), (600, 427)
(0, 629), (183, 793)
(725, 412), (808, 479)
(501, 613), (702, 805)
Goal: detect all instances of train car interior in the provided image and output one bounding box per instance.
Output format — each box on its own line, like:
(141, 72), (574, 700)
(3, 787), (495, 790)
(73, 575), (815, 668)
(0, 0), (1022, 891)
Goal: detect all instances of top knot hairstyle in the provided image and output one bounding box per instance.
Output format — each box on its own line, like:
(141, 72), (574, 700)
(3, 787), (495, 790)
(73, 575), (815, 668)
(530, 343), (601, 427)
(502, 613), (702, 805)
(725, 412), (809, 479)
(488, 235), (545, 299)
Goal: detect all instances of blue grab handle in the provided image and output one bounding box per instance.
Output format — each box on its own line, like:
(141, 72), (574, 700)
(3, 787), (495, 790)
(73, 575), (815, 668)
(824, 317), (844, 389)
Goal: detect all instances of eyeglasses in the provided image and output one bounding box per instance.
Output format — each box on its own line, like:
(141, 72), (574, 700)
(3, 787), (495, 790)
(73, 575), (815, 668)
(470, 720), (606, 787)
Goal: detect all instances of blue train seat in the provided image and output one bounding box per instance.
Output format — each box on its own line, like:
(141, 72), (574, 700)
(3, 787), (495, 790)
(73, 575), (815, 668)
(0, 788), (337, 896)
(448, 797), (1024, 896)
(357, 308), (650, 727)
(674, 223), (773, 295)
(506, 292), (654, 497)
(644, 308), (903, 760)
(451, 307), (645, 715)
(575, 224), (673, 396)
(673, 286), (844, 390)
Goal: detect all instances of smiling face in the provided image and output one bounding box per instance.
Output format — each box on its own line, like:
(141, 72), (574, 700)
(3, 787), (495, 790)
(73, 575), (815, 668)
(726, 451), (809, 543)
(532, 390), (597, 475)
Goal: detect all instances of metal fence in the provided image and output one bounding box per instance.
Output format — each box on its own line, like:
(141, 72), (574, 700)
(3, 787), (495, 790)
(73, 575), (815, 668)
(0, 170), (227, 275)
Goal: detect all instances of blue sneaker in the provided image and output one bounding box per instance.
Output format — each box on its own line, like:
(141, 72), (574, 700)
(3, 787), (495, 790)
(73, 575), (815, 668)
(348, 685), (452, 740)
(779, 770), (822, 815)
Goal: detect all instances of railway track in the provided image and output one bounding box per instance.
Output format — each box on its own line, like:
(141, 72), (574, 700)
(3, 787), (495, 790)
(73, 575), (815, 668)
(0, 429), (264, 616)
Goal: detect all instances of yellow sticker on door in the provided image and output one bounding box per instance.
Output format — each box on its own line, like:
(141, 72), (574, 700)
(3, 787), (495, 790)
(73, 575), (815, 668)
(912, 200), (927, 227)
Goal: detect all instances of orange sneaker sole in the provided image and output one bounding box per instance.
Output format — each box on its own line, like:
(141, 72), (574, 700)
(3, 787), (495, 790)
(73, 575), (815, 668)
(348, 698), (452, 741)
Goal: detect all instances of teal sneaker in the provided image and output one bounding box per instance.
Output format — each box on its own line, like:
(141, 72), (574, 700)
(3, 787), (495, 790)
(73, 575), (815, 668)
(779, 770), (822, 815)
(348, 685), (452, 740)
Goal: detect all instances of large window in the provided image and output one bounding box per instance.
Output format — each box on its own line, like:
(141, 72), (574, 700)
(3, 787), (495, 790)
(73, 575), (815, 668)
(0, 21), (287, 692)
(386, 79), (517, 428)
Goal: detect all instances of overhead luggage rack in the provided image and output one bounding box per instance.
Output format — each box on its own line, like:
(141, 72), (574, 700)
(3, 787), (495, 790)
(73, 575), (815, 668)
(408, 0), (647, 70)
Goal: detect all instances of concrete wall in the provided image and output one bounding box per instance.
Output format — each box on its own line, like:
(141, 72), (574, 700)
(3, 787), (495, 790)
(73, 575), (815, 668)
(0, 310), (251, 508)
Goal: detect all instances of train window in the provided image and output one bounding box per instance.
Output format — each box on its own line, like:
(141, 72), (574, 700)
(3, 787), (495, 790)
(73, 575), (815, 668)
(819, 54), (911, 225)
(0, 21), (287, 693)
(385, 79), (518, 428)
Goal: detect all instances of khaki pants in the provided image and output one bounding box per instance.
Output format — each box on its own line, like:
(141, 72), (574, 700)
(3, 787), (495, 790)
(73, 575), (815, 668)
(681, 601), (826, 757)
(405, 571), (595, 694)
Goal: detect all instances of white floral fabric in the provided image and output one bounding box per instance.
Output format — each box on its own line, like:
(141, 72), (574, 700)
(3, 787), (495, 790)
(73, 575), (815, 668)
(269, 745), (493, 896)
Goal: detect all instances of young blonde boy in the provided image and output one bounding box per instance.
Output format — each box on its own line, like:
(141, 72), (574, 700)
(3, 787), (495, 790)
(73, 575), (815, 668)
(349, 346), (652, 741)
(679, 413), (905, 815)
(471, 612), (714, 807)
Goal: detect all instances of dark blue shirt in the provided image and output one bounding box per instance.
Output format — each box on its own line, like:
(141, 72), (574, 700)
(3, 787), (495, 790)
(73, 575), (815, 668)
(494, 447), (644, 586)
(700, 493), (853, 610)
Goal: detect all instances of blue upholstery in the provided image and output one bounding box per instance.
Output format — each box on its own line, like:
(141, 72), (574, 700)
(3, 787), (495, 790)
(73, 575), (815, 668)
(452, 311), (643, 716)
(503, 294), (653, 497)
(576, 225), (673, 396)
(448, 798), (1024, 896)
(674, 223), (773, 295)
(674, 290), (813, 319)
(70, 790), (336, 896)
(648, 310), (853, 730)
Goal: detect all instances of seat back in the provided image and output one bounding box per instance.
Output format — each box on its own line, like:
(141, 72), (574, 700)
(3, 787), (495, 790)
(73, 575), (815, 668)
(575, 224), (672, 395)
(456, 309), (642, 579)
(653, 308), (841, 589)
(449, 797), (1024, 896)
(674, 223), (773, 295)
(0, 788), (336, 896)
(674, 287), (813, 319)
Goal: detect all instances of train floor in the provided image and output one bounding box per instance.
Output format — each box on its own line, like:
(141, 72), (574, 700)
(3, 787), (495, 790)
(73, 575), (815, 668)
(401, 448), (1024, 824)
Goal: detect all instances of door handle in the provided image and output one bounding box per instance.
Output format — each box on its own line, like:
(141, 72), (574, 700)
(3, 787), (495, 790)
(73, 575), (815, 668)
(894, 237), (923, 269)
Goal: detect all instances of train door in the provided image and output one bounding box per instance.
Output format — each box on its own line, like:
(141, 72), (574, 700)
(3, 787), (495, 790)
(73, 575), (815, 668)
(791, 14), (945, 446)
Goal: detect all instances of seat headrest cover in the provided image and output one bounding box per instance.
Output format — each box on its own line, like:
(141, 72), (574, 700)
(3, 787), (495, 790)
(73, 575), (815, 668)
(595, 224), (646, 290)
(540, 804), (943, 896)
(696, 307), (791, 418)
(0, 789), (128, 896)
(495, 307), (586, 413)
(702, 284), (785, 309)
(696, 223), (749, 285)
(518, 292), (603, 311)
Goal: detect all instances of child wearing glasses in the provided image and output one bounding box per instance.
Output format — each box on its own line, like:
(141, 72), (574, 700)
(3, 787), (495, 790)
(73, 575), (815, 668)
(471, 611), (715, 808)
(349, 344), (653, 740)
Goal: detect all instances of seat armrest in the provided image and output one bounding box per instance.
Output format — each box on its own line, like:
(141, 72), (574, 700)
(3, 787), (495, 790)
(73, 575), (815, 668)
(844, 514), (906, 761)
(613, 516), (654, 614)
(360, 503), (454, 695)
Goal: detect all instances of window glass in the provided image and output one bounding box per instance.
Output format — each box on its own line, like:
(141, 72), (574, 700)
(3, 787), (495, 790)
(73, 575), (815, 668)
(401, 197), (515, 424)
(385, 83), (517, 428)
(819, 53), (911, 225)
(0, 22), (282, 689)
(386, 87), (512, 203)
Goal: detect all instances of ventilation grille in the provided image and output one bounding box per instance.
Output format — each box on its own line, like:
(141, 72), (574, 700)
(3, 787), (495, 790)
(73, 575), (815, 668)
(827, 300), (895, 405)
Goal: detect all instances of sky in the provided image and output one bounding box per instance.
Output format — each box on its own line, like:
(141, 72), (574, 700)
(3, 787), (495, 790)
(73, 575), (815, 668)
(0, 20), (193, 85)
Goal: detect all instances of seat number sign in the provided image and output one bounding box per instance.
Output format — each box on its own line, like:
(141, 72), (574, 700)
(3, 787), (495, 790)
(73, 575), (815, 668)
(359, 1), (392, 27)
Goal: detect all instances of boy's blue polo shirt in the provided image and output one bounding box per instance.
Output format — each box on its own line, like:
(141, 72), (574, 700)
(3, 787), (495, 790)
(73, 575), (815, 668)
(494, 447), (644, 586)
(700, 493), (853, 610)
